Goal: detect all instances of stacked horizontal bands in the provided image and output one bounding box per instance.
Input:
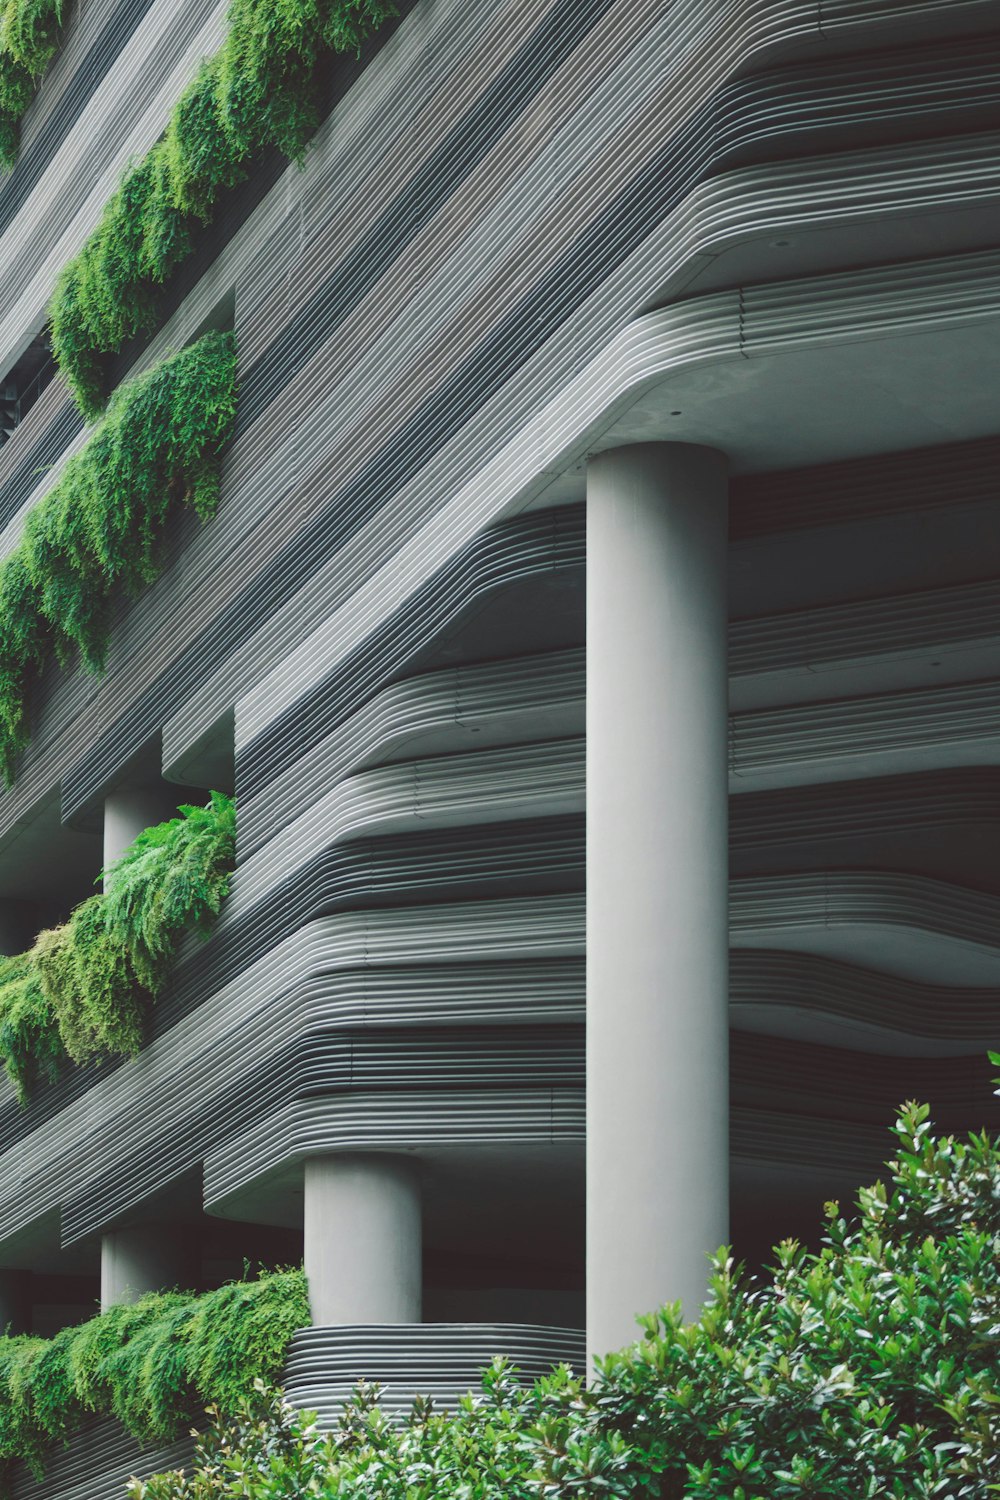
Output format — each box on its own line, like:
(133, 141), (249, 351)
(7, 1421), (193, 1500)
(0, 0), (987, 850)
(0, 0), (225, 378)
(284, 1324), (587, 1421)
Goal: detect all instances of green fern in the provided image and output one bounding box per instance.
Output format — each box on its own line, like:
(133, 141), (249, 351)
(0, 1269), (309, 1480)
(0, 0), (67, 168)
(51, 0), (395, 416)
(0, 330), (237, 781)
(0, 792), (235, 1095)
(0, 954), (60, 1103)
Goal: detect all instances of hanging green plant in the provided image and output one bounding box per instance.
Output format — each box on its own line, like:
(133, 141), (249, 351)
(0, 791), (235, 1099)
(0, 328), (237, 783)
(0, 0), (68, 167)
(0, 1266), (308, 1484)
(0, 950), (61, 1100)
(51, 0), (395, 417)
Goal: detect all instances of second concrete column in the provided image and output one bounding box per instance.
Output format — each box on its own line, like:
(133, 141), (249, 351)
(101, 1223), (200, 1309)
(103, 785), (183, 876)
(304, 1155), (422, 1325)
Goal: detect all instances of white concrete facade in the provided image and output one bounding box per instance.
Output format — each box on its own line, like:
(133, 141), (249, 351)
(0, 0), (999, 1488)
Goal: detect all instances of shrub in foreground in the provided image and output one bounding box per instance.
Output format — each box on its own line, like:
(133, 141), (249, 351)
(132, 1102), (1000, 1498)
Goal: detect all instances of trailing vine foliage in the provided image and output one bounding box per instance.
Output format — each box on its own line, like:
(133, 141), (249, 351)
(0, 951), (60, 1100)
(137, 1105), (1000, 1499)
(0, 1267), (308, 1487)
(51, 0), (395, 417)
(0, 0), (67, 167)
(0, 330), (237, 782)
(0, 791), (234, 1100)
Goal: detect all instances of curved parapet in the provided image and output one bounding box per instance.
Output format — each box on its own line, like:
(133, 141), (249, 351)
(6, 1420), (193, 1500)
(283, 1322), (586, 1421)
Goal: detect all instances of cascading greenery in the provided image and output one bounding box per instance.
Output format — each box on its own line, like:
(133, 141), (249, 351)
(0, 790), (234, 1100)
(0, 329), (237, 783)
(0, 1266), (308, 1486)
(2, 0), (395, 771)
(51, 0), (395, 417)
(0, 0), (67, 167)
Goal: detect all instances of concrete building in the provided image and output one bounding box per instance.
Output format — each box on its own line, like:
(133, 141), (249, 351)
(0, 0), (999, 1490)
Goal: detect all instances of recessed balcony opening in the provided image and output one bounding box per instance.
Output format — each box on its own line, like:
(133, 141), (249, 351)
(421, 1147), (584, 1331)
(0, 332), (56, 450)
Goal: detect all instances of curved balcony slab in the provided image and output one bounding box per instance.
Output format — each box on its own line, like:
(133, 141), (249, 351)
(730, 769), (1000, 894)
(732, 870), (1000, 984)
(284, 1322), (585, 1421)
(236, 244), (1000, 800)
(732, 575), (1000, 710)
(240, 643), (586, 860)
(731, 1105), (891, 1181)
(732, 1031), (998, 1130)
(234, 737), (584, 916)
(731, 676), (1000, 790)
(732, 948), (1000, 1056)
(0, 896), (585, 1248)
(646, 130), (1000, 307)
(730, 433), (1000, 543)
(10, 847), (1000, 1239)
(6, 1420), (193, 1500)
(732, 769), (1000, 851)
(166, 813), (586, 1056)
(234, 506), (585, 808)
(203, 1089), (586, 1224)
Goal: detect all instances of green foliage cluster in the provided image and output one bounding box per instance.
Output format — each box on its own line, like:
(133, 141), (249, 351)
(0, 1267), (308, 1487)
(133, 1103), (1000, 1499)
(0, 791), (234, 1100)
(0, 329), (237, 781)
(51, 0), (394, 416)
(0, 0), (66, 167)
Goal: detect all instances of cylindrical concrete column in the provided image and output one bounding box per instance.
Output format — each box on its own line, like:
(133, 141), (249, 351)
(587, 442), (730, 1359)
(0, 1270), (31, 1334)
(304, 1155), (422, 1326)
(100, 1223), (200, 1309)
(103, 785), (181, 879)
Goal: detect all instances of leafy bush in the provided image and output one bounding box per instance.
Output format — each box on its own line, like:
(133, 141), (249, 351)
(0, 0), (67, 167)
(132, 1103), (1000, 1498)
(0, 791), (234, 1098)
(0, 1268), (308, 1484)
(51, 0), (394, 416)
(546, 1110), (1000, 1499)
(0, 329), (237, 782)
(128, 1382), (328, 1500)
